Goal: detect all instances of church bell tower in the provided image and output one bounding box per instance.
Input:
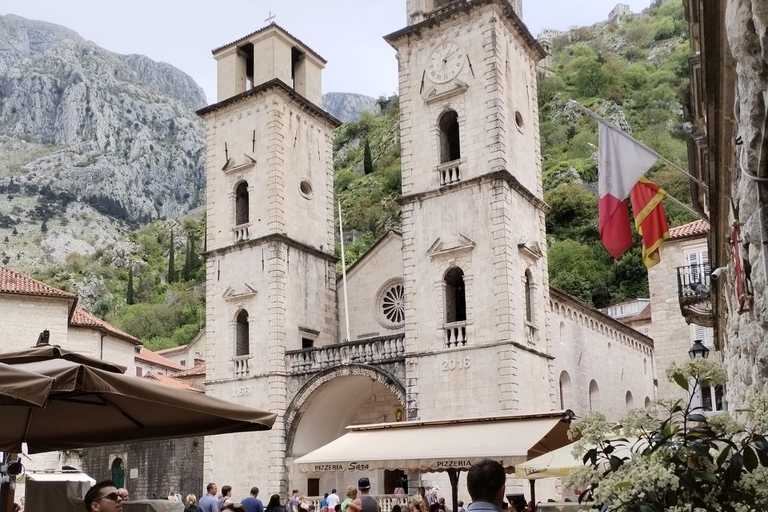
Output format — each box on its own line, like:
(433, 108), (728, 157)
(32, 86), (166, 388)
(198, 24), (341, 494)
(384, 0), (556, 418)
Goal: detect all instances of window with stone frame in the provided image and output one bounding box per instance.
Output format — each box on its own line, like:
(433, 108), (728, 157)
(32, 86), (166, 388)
(235, 182), (249, 226)
(444, 267), (467, 323)
(524, 269), (534, 324)
(589, 380), (600, 411)
(439, 110), (461, 164)
(236, 310), (250, 356)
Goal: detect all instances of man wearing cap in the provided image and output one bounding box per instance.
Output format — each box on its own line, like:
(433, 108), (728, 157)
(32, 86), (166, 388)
(466, 459), (506, 512)
(351, 478), (380, 512)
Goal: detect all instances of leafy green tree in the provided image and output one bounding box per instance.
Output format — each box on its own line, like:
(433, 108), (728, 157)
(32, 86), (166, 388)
(574, 60), (609, 97)
(126, 265), (135, 305)
(167, 228), (176, 283)
(363, 139), (374, 175)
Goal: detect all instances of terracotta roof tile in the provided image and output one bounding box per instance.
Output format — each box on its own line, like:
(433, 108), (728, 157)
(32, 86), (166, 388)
(71, 308), (142, 345)
(669, 219), (709, 240)
(135, 347), (185, 372)
(0, 266), (77, 300)
(173, 363), (206, 378)
(144, 373), (203, 393)
(620, 303), (652, 324)
(155, 344), (189, 355)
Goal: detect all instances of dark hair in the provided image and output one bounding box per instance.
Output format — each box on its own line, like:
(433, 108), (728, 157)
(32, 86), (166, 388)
(458, 503), (464, 507)
(467, 459), (505, 503)
(393, 506), (402, 512)
(429, 504), (440, 512)
(222, 486), (232, 497)
(324, 494), (329, 499)
(334, 505), (341, 512)
(501, 503), (509, 510)
(85, 480), (117, 512)
(207, 483), (217, 492)
(251, 487), (260, 497)
(267, 494), (282, 511)
(332, 490), (337, 494)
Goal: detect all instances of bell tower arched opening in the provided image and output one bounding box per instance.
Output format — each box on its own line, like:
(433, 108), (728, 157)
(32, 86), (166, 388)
(235, 182), (249, 226)
(236, 310), (250, 356)
(444, 267), (467, 323)
(439, 110), (461, 164)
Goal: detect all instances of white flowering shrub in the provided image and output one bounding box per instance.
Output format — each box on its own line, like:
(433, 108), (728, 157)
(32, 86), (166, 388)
(568, 358), (768, 512)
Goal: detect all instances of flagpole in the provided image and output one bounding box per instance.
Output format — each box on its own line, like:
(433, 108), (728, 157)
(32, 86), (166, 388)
(568, 99), (709, 190)
(338, 201), (351, 343)
(662, 192), (707, 221)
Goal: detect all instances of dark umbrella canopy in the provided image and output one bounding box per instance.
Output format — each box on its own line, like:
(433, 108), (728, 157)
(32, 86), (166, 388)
(0, 346), (277, 453)
(0, 362), (54, 408)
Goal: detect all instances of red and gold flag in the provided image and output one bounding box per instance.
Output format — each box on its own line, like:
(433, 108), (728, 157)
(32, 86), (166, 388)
(629, 177), (669, 268)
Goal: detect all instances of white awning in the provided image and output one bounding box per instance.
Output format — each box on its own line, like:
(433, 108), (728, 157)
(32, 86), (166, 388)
(26, 472), (96, 483)
(296, 411), (573, 474)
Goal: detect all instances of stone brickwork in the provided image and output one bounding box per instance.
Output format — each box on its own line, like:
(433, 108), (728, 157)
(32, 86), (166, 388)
(81, 438), (203, 500)
(550, 291), (656, 420)
(0, 294), (70, 349)
(648, 235), (707, 402)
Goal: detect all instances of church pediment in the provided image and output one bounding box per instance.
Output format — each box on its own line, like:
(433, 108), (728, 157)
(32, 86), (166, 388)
(423, 80), (469, 105)
(222, 283), (258, 301)
(428, 234), (475, 257)
(518, 237), (543, 260)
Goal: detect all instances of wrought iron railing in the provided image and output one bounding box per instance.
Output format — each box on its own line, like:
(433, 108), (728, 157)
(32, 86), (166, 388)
(677, 264), (711, 300)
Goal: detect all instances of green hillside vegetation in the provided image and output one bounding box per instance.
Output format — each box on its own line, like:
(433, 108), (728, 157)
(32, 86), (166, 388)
(28, 1), (695, 349)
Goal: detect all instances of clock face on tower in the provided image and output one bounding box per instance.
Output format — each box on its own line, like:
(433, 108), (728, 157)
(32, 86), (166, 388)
(427, 41), (465, 84)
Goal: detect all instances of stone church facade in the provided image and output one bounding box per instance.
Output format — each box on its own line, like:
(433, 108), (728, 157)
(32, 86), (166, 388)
(198, 0), (655, 499)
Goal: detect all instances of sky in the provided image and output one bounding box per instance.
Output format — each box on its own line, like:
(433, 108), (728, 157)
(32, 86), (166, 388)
(0, 0), (654, 105)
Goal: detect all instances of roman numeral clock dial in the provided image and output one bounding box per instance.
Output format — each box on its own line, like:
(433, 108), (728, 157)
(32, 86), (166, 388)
(427, 41), (465, 84)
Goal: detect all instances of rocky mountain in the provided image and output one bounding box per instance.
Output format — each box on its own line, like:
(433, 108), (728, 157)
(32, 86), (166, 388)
(0, 14), (206, 270)
(323, 92), (380, 122)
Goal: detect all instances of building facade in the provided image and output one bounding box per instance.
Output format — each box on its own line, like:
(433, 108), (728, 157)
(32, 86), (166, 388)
(199, 0), (656, 500)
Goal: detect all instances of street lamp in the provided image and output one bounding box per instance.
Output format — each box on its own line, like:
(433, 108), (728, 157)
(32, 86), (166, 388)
(688, 339), (710, 359)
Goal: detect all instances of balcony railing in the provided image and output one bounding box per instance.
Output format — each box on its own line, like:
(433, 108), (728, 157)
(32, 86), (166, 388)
(525, 322), (538, 345)
(285, 334), (405, 374)
(232, 355), (252, 378)
(676, 263), (713, 327)
(437, 159), (464, 186)
(305, 496), (409, 511)
(444, 321), (468, 348)
(233, 223), (251, 243)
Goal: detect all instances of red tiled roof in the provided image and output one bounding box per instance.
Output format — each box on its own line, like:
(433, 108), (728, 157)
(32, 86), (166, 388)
(71, 308), (142, 345)
(135, 347), (185, 372)
(212, 23), (327, 64)
(155, 344), (189, 355)
(0, 266), (77, 300)
(669, 219), (709, 240)
(173, 363), (206, 378)
(620, 303), (652, 324)
(144, 373), (203, 393)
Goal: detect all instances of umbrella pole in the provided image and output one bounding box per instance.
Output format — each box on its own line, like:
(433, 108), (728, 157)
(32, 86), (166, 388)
(0, 452), (16, 512)
(448, 469), (459, 512)
(529, 480), (536, 508)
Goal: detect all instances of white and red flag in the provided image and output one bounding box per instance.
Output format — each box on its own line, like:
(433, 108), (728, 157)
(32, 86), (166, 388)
(598, 121), (660, 259)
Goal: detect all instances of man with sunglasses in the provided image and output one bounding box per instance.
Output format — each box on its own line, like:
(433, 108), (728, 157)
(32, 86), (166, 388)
(84, 480), (123, 512)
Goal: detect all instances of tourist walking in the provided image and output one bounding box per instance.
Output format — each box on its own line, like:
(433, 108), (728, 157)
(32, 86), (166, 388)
(220, 486), (234, 509)
(289, 490), (301, 512)
(199, 483), (220, 512)
(327, 489), (340, 511)
(242, 487), (265, 512)
(351, 478), (380, 512)
(184, 494), (203, 512)
(267, 494), (289, 512)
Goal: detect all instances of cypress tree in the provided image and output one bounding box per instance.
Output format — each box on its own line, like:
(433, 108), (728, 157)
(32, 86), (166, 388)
(168, 228), (176, 283)
(126, 265), (135, 305)
(182, 235), (194, 281)
(363, 139), (374, 175)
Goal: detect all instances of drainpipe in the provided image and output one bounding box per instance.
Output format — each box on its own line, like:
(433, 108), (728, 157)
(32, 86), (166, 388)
(100, 332), (106, 360)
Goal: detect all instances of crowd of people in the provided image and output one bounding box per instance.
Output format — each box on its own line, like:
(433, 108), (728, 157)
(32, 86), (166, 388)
(81, 460), (543, 512)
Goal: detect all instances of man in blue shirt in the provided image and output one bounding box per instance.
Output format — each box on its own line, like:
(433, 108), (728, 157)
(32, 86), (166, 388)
(466, 460), (505, 512)
(242, 487), (265, 512)
(199, 483), (219, 512)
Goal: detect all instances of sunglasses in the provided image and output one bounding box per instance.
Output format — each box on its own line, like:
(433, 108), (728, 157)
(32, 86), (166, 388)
(97, 492), (122, 502)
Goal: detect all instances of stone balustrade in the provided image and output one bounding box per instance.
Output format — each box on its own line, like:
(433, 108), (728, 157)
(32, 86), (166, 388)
(232, 355), (252, 378)
(233, 223), (251, 243)
(305, 495), (409, 511)
(444, 321), (468, 347)
(286, 334), (406, 374)
(437, 159), (464, 186)
(525, 322), (537, 345)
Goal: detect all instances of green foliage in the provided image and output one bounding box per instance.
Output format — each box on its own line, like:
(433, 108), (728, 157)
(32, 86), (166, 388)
(167, 228), (176, 284)
(126, 265), (135, 305)
(363, 139), (374, 175)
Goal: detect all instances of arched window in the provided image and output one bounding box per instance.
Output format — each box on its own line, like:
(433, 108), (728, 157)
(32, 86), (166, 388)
(439, 110), (461, 163)
(625, 391), (634, 409)
(111, 458), (125, 489)
(643, 358), (648, 375)
(644, 397), (652, 408)
(589, 380), (600, 411)
(559, 371), (572, 410)
(235, 182), (249, 226)
(525, 270), (534, 323)
(559, 321), (566, 344)
(444, 267), (466, 323)
(236, 310), (250, 356)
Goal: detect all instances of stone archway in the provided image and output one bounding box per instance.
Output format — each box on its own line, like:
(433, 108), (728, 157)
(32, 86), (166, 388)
(286, 364), (406, 456)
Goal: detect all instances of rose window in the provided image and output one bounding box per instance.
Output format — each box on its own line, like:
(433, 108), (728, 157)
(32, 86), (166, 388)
(375, 279), (406, 329)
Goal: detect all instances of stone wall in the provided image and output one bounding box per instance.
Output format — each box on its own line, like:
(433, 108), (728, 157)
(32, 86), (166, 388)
(0, 294), (70, 349)
(719, 0), (768, 410)
(81, 438), (203, 500)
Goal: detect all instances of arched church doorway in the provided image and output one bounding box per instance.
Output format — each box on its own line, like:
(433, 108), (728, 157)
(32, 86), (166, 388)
(286, 366), (406, 497)
(111, 458), (125, 489)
